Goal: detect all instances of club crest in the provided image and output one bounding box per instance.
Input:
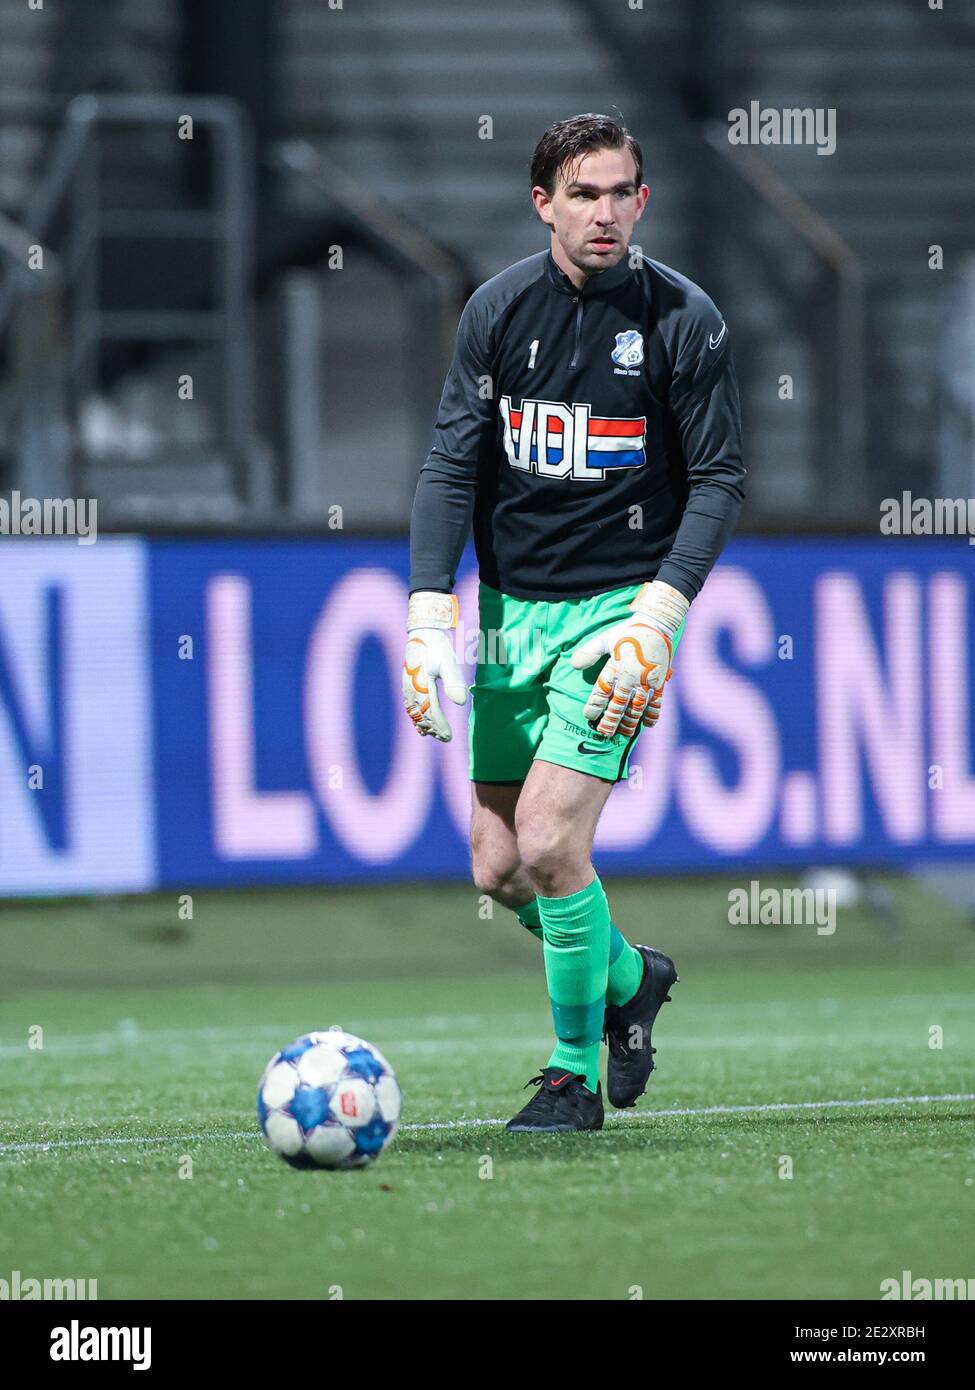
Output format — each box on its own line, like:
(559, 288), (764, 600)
(611, 330), (644, 368)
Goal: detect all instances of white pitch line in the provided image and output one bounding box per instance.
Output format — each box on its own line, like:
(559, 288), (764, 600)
(1, 1092), (971, 1155)
(0, 1131), (258, 1154)
(405, 1091), (975, 1132)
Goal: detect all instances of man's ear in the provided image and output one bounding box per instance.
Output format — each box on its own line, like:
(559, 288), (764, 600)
(531, 186), (554, 226)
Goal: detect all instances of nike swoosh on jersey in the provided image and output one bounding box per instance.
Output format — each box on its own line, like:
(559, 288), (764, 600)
(709, 323), (727, 349)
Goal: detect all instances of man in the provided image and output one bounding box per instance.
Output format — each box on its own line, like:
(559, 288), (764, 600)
(402, 113), (745, 1132)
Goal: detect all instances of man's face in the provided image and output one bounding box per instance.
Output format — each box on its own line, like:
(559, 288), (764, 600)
(532, 146), (649, 277)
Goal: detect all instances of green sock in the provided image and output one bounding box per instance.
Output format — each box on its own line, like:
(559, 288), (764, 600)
(536, 876), (611, 1093)
(516, 896), (643, 1007)
(606, 923), (644, 1007)
(516, 898), (543, 941)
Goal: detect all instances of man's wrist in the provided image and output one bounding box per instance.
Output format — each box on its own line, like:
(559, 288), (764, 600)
(407, 591), (459, 631)
(629, 579), (689, 637)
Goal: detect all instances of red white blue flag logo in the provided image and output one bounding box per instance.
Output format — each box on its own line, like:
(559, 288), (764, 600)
(499, 397), (647, 479)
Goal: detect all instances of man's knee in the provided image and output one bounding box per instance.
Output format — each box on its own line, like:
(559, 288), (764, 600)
(470, 837), (522, 899)
(515, 811), (578, 883)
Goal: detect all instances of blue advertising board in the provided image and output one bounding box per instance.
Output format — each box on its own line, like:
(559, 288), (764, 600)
(0, 535), (973, 894)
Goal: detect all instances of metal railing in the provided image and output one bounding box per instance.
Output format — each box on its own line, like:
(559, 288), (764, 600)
(269, 139), (469, 522)
(0, 94), (256, 516)
(271, 142), (467, 365)
(0, 210), (69, 501)
(0, 104), (469, 526)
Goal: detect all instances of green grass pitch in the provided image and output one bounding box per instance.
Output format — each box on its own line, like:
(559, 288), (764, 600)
(1, 873), (972, 1300)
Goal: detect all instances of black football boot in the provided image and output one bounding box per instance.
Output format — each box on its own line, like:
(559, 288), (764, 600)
(505, 1067), (604, 1133)
(603, 946), (678, 1108)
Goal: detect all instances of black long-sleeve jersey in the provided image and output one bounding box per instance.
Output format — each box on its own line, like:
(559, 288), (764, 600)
(408, 248), (745, 604)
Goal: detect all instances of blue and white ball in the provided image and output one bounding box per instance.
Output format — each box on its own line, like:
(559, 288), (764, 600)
(257, 1029), (401, 1169)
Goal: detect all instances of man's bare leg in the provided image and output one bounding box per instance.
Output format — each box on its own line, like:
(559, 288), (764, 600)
(470, 762), (613, 915)
(471, 761), (668, 1124)
(479, 759), (613, 1111)
(513, 759), (675, 1119)
(470, 780), (535, 911)
(514, 759), (614, 898)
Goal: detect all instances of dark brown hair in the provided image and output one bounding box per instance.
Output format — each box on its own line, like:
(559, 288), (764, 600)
(530, 113), (643, 196)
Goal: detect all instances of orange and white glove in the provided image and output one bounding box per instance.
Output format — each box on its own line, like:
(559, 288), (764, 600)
(402, 591), (468, 741)
(569, 580), (689, 737)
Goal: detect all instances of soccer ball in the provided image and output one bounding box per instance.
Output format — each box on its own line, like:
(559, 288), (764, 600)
(257, 1028), (401, 1169)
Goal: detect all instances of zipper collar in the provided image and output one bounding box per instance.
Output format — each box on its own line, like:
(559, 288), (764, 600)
(545, 249), (635, 299)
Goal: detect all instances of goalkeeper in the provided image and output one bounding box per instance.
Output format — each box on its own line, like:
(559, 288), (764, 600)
(403, 113), (745, 1133)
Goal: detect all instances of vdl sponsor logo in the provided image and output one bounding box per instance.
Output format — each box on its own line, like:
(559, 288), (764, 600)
(499, 396), (647, 479)
(50, 1321), (151, 1371)
(0, 1269), (97, 1300)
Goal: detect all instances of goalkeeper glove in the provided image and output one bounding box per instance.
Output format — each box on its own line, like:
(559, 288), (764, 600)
(402, 591), (468, 741)
(569, 580), (689, 738)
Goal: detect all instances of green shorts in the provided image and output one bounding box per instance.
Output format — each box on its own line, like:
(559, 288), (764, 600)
(468, 581), (684, 785)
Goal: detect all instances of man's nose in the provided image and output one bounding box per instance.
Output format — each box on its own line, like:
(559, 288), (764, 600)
(595, 196), (616, 222)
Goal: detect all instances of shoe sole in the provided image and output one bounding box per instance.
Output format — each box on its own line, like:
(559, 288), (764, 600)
(505, 1121), (603, 1133)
